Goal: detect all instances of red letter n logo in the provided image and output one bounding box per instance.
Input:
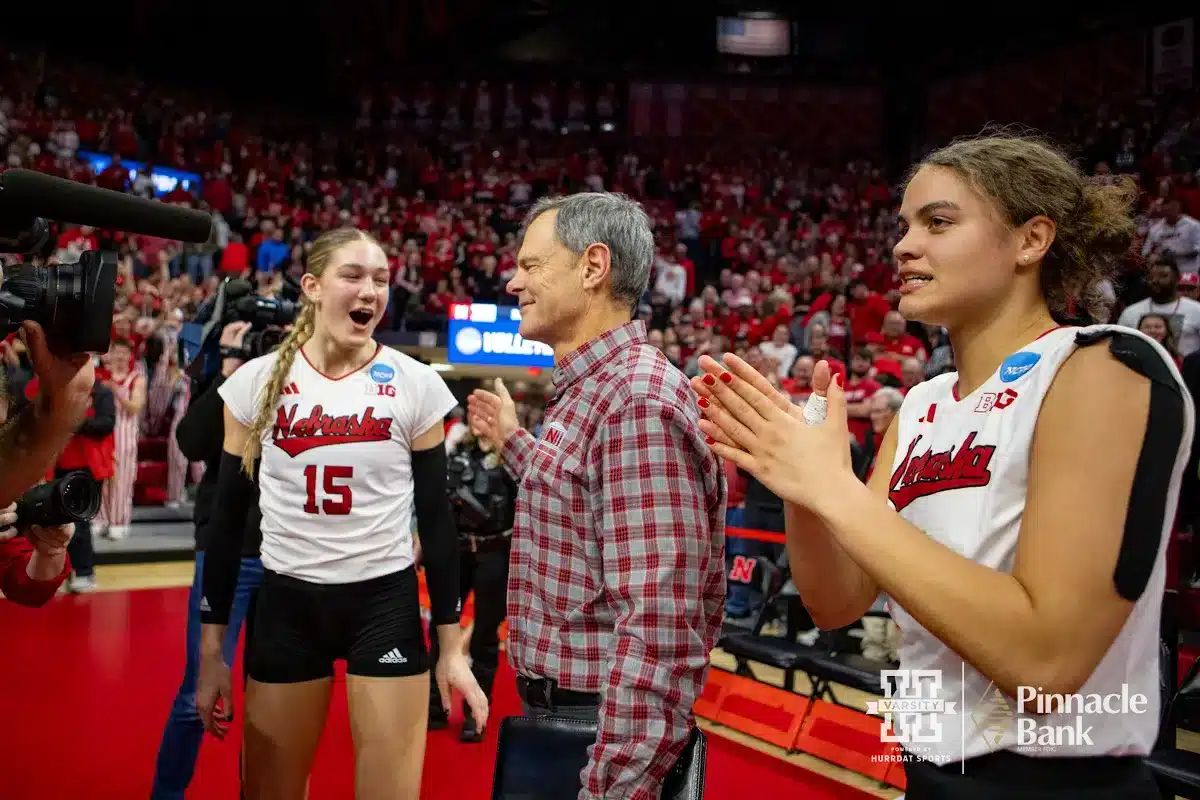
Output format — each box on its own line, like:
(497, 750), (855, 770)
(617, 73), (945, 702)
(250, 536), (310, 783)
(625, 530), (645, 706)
(729, 555), (756, 584)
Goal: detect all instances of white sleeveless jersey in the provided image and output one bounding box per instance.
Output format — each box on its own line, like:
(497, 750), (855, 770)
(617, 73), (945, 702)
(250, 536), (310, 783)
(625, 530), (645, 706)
(886, 324), (1194, 763)
(219, 344), (457, 584)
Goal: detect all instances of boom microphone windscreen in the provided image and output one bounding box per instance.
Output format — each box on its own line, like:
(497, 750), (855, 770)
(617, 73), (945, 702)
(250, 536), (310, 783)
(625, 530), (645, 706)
(0, 169), (213, 243)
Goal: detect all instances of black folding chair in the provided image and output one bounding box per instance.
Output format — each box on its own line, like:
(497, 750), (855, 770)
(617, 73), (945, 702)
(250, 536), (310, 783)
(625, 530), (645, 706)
(491, 715), (707, 800)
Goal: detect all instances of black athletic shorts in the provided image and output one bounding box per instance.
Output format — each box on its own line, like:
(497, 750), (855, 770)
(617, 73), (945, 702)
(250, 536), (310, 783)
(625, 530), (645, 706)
(903, 749), (1159, 799)
(247, 566), (429, 684)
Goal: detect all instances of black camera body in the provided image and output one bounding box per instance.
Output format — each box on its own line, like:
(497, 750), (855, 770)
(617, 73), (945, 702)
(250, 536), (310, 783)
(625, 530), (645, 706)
(189, 274), (302, 380)
(232, 292), (299, 359)
(447, 444), (517, 541)
(0, 248), (118, 354)
(16, 471), (102, 529)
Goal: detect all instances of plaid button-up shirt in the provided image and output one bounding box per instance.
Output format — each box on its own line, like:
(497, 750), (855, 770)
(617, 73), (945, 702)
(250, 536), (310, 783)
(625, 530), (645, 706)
(502, 320), (727, 800)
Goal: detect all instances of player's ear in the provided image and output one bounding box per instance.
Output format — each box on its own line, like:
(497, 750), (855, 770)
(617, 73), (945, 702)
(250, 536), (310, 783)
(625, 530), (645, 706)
(301, 272), (322, 305)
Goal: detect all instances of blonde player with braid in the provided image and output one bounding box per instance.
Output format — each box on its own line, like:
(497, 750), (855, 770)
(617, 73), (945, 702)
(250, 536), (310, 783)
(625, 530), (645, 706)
(195, 227), (486, 799)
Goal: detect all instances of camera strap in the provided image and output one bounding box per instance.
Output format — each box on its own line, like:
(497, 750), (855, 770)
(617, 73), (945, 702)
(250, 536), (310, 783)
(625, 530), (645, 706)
(220, 346), (250, 361)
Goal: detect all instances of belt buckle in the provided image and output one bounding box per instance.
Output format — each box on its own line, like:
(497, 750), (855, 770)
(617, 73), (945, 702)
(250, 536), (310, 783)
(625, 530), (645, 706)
(538, 677), (557, 713)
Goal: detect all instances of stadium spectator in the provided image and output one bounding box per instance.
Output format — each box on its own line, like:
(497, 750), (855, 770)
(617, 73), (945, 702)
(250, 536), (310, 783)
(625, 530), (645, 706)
(1143, 198), (1200, 275)
(1116, 261), (1200, 356)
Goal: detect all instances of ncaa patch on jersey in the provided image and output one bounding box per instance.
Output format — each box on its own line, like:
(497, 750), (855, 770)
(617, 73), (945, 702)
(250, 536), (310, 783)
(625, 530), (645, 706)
(369, 363), (395, 384)
(999, 351), (1040, 383)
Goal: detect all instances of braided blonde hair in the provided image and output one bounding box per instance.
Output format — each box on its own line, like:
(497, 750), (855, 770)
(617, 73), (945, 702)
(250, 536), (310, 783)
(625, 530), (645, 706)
(240, 226), (380, 476)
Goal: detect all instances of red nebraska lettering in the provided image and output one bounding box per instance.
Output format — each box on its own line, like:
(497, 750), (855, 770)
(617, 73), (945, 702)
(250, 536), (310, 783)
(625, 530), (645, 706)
(887, 432), (995, 512)
(273, 405), (393, 456)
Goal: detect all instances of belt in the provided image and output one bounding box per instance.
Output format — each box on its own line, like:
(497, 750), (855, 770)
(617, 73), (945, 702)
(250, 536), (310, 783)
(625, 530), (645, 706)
(462, 534), (511, 554)
(516, 675), (601, 711)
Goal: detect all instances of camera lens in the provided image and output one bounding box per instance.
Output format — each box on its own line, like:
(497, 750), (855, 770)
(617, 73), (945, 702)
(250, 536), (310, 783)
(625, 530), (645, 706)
(0, 251), (117, 353)
(15, 471), (101, 528)
(57, 473), (101, 520)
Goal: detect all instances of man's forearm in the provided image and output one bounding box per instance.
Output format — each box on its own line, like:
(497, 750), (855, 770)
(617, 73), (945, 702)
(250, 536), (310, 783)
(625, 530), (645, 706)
(0, 404), (75, 506)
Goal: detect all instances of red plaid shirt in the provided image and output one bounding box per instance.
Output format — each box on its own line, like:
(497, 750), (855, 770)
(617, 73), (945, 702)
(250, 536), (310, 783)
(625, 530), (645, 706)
(502, 320), (727, 800)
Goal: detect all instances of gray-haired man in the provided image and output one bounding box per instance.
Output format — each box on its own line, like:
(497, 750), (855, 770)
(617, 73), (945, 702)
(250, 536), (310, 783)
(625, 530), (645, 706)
(470, 192), (726, 799)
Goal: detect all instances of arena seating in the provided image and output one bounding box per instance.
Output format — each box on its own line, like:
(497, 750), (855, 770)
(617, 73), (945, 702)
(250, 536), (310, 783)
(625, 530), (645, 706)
(695, 527), (908, 790)
(1148, 655), (1200, 798)
(135, 437), (172, 506)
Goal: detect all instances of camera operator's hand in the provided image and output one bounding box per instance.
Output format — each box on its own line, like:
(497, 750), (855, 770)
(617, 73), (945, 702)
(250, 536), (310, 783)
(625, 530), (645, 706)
(467, 379), (520, 452)
(0, 504), (17, 543)
(26, 522), (73, 557)
(0, 503), (72, 581)
(220, 321), (253, 377)
(21, 321), (95, 429)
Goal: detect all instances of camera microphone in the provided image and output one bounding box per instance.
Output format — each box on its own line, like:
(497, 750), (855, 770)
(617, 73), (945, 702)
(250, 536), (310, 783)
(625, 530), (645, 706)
(0, 169), (214, 245)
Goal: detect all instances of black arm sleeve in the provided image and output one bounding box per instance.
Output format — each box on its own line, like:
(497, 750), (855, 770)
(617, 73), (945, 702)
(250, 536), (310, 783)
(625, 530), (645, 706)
(412, 445), (461, 627)
(77, 385), (116, 438)
(176, 376), (227, 464)
(199, 451), (255, 625)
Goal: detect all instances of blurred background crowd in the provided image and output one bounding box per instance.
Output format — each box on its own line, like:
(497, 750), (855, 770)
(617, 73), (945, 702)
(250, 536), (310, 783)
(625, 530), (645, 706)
(1, 8), (1198, 616)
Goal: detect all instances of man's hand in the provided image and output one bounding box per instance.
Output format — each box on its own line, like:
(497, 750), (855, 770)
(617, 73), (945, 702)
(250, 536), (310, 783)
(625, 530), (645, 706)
(467, 378), (520, 452)
(21, 321), (94, 428)
(219, 321), (253, 377)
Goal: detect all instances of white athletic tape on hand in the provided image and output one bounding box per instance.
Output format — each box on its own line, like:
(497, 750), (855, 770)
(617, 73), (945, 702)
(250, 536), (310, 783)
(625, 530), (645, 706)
(802, 393), (828, 425)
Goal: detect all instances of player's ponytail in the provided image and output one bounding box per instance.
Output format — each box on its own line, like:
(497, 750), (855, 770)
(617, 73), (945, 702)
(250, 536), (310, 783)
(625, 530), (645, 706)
(241, 302), (314, 476)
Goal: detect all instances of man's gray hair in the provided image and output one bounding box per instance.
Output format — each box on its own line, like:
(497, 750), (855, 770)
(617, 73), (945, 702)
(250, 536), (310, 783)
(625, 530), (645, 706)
(875, 386), (906, 413)
(523, 192), (654, 311)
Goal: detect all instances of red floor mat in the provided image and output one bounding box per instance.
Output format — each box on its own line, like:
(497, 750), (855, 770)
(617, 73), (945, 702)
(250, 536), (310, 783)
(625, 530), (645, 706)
(0, 588), (881, 799)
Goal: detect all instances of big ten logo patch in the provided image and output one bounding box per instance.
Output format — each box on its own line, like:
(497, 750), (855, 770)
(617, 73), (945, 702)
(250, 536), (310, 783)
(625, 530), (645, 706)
(974, 388), (1018, 413)
(366, 383), (397, 397)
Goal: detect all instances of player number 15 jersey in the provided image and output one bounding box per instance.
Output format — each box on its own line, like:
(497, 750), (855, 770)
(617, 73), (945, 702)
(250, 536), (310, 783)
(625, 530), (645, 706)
(219, 344), (457, 584)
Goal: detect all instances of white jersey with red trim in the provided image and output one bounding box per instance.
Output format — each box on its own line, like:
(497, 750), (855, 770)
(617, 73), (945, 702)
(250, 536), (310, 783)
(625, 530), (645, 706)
(219, 344), (457, 584)
(885, 324), (1193, 763)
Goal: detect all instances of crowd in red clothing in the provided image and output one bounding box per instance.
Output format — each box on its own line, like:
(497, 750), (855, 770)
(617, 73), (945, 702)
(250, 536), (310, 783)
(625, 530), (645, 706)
(1, 46), (1199, 533)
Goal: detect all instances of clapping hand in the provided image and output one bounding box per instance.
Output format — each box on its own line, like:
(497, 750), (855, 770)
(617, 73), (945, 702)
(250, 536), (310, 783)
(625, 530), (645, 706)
(689, 353), (855, 512)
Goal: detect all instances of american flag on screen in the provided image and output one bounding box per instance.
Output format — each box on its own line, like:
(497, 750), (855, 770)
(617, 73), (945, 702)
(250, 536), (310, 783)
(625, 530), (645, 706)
(717, 17), (790, 57)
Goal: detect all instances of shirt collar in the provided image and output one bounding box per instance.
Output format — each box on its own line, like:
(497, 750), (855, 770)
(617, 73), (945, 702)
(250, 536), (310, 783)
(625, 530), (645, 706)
(551, 320), (646, 395)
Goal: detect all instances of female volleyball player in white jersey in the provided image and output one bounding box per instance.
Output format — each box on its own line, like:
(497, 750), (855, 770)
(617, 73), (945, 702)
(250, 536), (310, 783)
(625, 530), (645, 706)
(692, 133), (1194, 799)
(195, 227), (486, 799)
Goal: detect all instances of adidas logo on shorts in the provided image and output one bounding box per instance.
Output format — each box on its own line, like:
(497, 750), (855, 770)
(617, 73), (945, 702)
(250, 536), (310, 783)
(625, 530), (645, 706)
(378, 648), (408, 665)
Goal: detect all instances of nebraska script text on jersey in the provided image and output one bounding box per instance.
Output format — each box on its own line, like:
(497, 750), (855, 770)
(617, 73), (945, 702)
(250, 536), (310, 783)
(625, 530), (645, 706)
(888, 432), (995, 512)
(273, 405), (393, 456)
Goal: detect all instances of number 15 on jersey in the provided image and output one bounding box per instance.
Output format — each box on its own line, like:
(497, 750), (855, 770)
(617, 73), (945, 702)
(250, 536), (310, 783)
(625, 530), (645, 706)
(304, 464), (354, 515)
